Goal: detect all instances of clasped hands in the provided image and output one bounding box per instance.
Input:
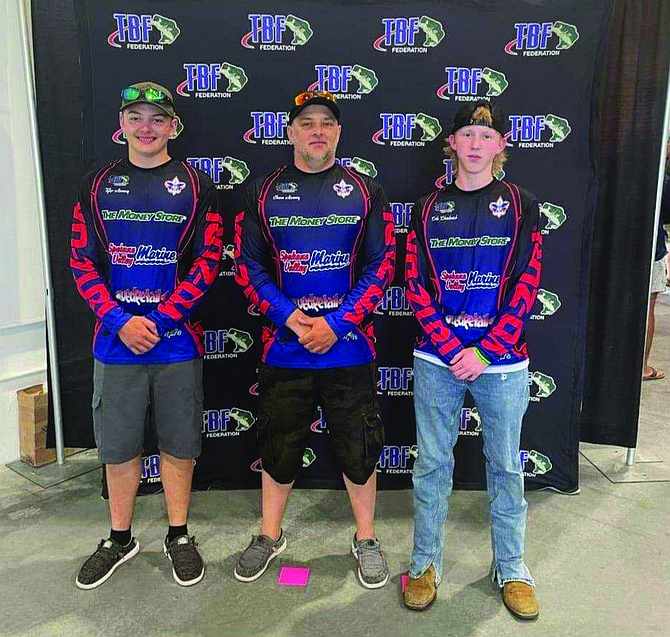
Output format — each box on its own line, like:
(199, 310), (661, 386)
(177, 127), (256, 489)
(286, 309), (338, 355)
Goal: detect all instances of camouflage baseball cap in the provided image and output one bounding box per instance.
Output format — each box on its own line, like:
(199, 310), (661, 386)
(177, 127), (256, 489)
(450, 100), (506, 136)
(120, 82), (176, 118)
(289, 90), (340, 124)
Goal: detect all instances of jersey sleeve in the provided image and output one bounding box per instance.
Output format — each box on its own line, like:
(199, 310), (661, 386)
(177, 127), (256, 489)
(233, 183), (297, 328)
(323, 181), (396, 340)
(476, 194), (543, 364)
(69, 174), (133, 335)
(405, 195), (464, 364)
(147, 177), (223, 335)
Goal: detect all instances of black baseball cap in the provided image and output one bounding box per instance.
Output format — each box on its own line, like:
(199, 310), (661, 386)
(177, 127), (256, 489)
(120, 82), (176, 118)
(450, 100), (506, 136)
(288, 90), (340, 124)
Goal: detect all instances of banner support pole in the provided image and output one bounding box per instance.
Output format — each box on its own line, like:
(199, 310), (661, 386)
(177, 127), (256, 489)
(17, 0), (66, 465)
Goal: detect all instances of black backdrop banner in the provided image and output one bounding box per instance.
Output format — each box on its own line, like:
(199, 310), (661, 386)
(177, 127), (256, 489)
(41, 0), (613, 494)
(580, 0), (670, 448)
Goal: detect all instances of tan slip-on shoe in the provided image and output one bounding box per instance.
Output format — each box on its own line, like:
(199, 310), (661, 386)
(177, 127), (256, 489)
(502, 581), (539, 620)
(403, 565), (437, 611)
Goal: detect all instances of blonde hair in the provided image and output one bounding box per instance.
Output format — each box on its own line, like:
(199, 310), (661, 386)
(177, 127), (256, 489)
(445, 106), (508, 177)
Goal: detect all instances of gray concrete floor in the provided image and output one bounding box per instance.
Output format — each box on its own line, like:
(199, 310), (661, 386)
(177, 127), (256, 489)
(2, 293), (669, 637)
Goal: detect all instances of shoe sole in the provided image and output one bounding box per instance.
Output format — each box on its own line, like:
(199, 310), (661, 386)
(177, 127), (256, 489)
(75, 540), (140, 590)
(234, 536), (287, 583)
(403, 589), (437, 611)
(502, 598), (539, 621)
(351, 541), (389, 589)
(163, 542), (205, 587)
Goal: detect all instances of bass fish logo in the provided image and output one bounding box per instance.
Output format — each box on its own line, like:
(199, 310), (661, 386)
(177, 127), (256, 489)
(309, 65), (379, 99)
(186, 157), (250, 190)
(241, 14), (313, 50)
(506, 21), (579, 56)
(177, 63), (248, 98)
(108, 14), (180, 49)
(521, 449), (553, 476)
(529, 371), (557, 401)
(533, 289), (562, 318)
(113, 117), (184, 145)
(437, 67), (509, 101)
(539, 202), (567, 232)
(508, 114), (571, 148)
(374, 16), (445, 53)
(373, 113), (442, 147)
(336, 157), (378, 179)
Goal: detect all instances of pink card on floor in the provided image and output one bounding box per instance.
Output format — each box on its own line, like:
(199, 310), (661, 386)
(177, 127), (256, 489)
(401, 574), (409, 593)
(278, 566), (310, 587)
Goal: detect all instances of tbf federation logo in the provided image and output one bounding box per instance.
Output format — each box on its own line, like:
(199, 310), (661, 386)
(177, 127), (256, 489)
(204, 328), (253, 359)
(108, 14), (180, 49)
(244, 112), (289, 145)
(377, 445), (418, 474)
(309, 65), (379, 99)
(203, 408), (255, 438)
(373, 113), (442, 147)
(241, 14), (313, 50)
(374, 16), (445, 53)
(141, 455), (161, 483)
(177, 63), (248, 98)
(186, 157), (250, 190)
(437, 67), (509, 101)
(507, 114), (572, 148)
(506, 21), (579, 56)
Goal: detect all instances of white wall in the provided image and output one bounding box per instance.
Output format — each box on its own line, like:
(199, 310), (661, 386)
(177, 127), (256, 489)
(0, 0), (48, 464)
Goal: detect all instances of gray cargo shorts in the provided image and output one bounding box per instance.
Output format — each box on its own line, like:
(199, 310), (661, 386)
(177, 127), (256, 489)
(92, 358), (204, 464)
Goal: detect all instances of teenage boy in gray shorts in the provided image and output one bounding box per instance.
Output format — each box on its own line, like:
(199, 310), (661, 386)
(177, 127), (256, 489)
(70, 82), (223, 588)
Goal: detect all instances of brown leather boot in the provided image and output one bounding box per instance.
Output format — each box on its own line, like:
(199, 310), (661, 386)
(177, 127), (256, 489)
(403, 565), (437, 611)
(502, 581), (539, 620)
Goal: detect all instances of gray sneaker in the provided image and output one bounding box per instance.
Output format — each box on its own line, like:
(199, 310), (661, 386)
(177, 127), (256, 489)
(234, 531), (287, 582)
(351, 535), (389, 589)
(75, 537), (140, 590)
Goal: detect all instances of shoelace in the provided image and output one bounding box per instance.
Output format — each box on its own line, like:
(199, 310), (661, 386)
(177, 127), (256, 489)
(356, 540), (385, 572)
(80, 540), (120, 575)
(241, 535), (275, 565)
(169, 537), (201, 573)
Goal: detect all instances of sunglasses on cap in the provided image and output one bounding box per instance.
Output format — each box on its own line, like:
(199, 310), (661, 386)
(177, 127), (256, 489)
(121, 86), (173, 106)
(293, 90), (338, 106)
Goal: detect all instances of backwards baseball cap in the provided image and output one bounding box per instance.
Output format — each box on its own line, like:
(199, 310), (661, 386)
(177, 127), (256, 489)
(450, 100), (506, 136)
(288, 90), (340, 124)
(120, 82), (176, 118)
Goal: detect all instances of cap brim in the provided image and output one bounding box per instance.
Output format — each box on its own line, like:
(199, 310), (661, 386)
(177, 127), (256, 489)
(289, 97), (340, 123)
(121, 100), (175, 118)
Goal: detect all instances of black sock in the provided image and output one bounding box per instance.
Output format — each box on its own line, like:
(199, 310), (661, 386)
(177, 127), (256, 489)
(168, 524), (188, 543)
(110, 528), (132, 547)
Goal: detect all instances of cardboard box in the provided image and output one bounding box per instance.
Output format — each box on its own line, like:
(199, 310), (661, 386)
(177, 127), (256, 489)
(18, 384), (55, 467)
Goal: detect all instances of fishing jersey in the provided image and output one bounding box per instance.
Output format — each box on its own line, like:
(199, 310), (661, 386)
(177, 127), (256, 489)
(405, 179), (542, 372)
(234, 163), (396, 369)
(70, 158), (223, 364)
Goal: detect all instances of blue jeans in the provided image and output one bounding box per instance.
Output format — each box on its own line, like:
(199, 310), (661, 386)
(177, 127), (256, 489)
(409, 356), (533, 587)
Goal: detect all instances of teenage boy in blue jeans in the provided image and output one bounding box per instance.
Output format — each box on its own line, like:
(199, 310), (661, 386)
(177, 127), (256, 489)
(403, 100), (542, 619)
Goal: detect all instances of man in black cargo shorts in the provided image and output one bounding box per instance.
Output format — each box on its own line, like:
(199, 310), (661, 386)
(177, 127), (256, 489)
(233, 90), (396, 588)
